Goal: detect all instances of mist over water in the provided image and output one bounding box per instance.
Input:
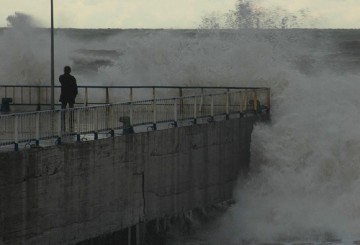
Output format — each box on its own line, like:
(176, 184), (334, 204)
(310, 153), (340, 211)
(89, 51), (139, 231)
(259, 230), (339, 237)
(0, 26), (285, 88)
(210, 71), (360, 244)
(2, 4), (360, 244)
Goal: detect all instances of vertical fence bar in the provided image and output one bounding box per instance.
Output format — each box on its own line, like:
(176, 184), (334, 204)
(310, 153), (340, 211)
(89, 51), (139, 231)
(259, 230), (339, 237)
(58, 110), (62, 144)
(242, 90), (247, 113)
(106, 87), (109, 104)
(130, 87), (133, 102)
(84, 87), (88, 107)
(12, 87), (15, 104)
(239, 91), (243, 116)
(226, 90), (230, 120)
(37, 87), (41, 110)
(46, 87), (49, 105)
(200, 88), (204, 113)
(29, 87), (32, 105)
(179, 88), (183, 117)
(173, 98), (178, 127)
(14, 115), (19, 151)
(130, 102), (133, 127)
(21, 87), (24, 104)
(253, 91), (258, 112)
(152, 100), (157, 130)
(108, 105), (114, 137)
(210, 95), (214, 121)
(193, 97), (197, 124)
(152, 87), (157, 130)
(76, 109), (81, 142)
(36, 112), (40, 145)
(94, 108), (98, 140)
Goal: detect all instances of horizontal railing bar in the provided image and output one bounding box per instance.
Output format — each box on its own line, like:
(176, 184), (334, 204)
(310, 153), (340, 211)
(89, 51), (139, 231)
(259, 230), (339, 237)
(0, 85), (269, 90)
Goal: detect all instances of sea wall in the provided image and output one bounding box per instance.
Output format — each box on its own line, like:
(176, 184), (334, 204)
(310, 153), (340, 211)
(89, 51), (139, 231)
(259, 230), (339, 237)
(0, 116), (260, 245)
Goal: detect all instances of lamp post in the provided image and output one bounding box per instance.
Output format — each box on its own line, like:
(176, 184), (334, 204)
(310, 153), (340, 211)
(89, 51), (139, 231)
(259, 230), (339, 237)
(51, 0), (55, 110)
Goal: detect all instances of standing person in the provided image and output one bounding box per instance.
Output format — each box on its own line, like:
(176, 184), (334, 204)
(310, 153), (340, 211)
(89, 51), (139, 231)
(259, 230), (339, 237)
(59, 66), (78, 109)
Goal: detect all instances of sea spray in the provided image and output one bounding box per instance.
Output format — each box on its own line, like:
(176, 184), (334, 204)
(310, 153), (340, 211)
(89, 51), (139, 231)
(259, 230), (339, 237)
(1, 13), (285, 88)
(207, 39), (360, 243)
(210, 70), (360, 243)
(2, 7), (360, 245)
(195, 1), (360, 244)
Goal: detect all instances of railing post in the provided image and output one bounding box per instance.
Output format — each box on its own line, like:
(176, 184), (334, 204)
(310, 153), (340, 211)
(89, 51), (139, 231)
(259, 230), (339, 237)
(36, 112), (40, 146)
(94, 108), (99, 140)
(267, 88), (271, 112)
(226, 90), (230, 120)
(106, 87), (110, 104)
(108, 105), (114, 137)
(130, 87), (133, 103)
(253, 90), (258, 113)
(37, 87), (41, 111)
(173, 98), (178, 127)
(199, 88), (204, 112)
(152, 99), (157, 130)
(46, 87), (49, 105)
(210, 95), (214, 121)
(179, 88), (183, 117)
(21, 87), (24, 104)
(130, 102), (133, 127)
(76, 109), (81, 142)
(152, 87), (157, 130)
(239, 91), (243, 116)
(14, 115), (19, 151)
(12, 87), (15, 104)
(193, 97), (197, 124)
(57, 110), (62, 144)
(84, 87), (88, 107)
(29, 87), (32, 105)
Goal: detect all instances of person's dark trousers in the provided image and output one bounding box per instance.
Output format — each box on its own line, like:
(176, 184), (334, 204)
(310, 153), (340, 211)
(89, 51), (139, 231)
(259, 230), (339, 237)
(61, 102), (75, 132)
(61, 102), (74, 109)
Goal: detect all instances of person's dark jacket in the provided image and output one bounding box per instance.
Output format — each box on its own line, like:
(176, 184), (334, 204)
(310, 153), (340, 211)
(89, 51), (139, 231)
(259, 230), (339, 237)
(59, 74), (78, 103)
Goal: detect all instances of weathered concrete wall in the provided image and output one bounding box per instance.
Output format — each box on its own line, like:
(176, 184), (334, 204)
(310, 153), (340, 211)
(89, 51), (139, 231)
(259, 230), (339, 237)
(0, 116), (258, 245)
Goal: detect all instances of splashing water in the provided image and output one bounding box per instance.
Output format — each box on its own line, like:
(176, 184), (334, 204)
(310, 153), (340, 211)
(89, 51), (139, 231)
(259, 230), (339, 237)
(2, 3), (360, 244)
(210, 70), (360, 244)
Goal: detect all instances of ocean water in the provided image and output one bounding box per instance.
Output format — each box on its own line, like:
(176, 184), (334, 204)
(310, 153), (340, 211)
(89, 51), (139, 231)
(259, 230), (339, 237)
(2, 15), (360, 245)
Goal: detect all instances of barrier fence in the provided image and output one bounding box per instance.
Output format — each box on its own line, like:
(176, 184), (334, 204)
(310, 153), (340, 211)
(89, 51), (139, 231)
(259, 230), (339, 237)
(0, 88), (270, 151)
(0, 85), (269, 107)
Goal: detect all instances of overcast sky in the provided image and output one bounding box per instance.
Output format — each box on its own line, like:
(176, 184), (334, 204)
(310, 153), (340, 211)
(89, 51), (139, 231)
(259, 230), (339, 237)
(1, 0), (359, 29)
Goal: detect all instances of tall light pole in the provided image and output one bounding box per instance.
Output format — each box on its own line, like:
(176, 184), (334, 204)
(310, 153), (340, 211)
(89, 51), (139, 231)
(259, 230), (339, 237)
(51, 0), (55, 110)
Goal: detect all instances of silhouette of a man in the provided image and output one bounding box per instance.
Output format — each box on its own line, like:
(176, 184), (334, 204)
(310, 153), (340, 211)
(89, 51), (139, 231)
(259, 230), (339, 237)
(59, 66), (78, 109)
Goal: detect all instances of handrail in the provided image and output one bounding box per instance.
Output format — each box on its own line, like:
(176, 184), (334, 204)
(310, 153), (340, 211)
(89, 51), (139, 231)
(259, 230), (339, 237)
(0, 88), (270, 151)
(0, 85), (269, 108)
(0, 85), (269, 89)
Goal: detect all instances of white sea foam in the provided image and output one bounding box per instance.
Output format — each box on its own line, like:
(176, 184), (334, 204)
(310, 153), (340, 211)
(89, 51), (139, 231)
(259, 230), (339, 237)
(210, 70), (360, 244)
(2, 5), (360, 244)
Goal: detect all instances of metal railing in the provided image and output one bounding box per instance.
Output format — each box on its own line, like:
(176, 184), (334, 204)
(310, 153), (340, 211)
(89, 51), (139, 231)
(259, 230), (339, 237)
(0, 85), (269, 108)
(0, 88), (270, 151)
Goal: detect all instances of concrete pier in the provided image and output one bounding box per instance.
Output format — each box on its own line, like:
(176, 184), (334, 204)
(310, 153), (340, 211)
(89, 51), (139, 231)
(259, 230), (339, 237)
(0, 116), (261, 245)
